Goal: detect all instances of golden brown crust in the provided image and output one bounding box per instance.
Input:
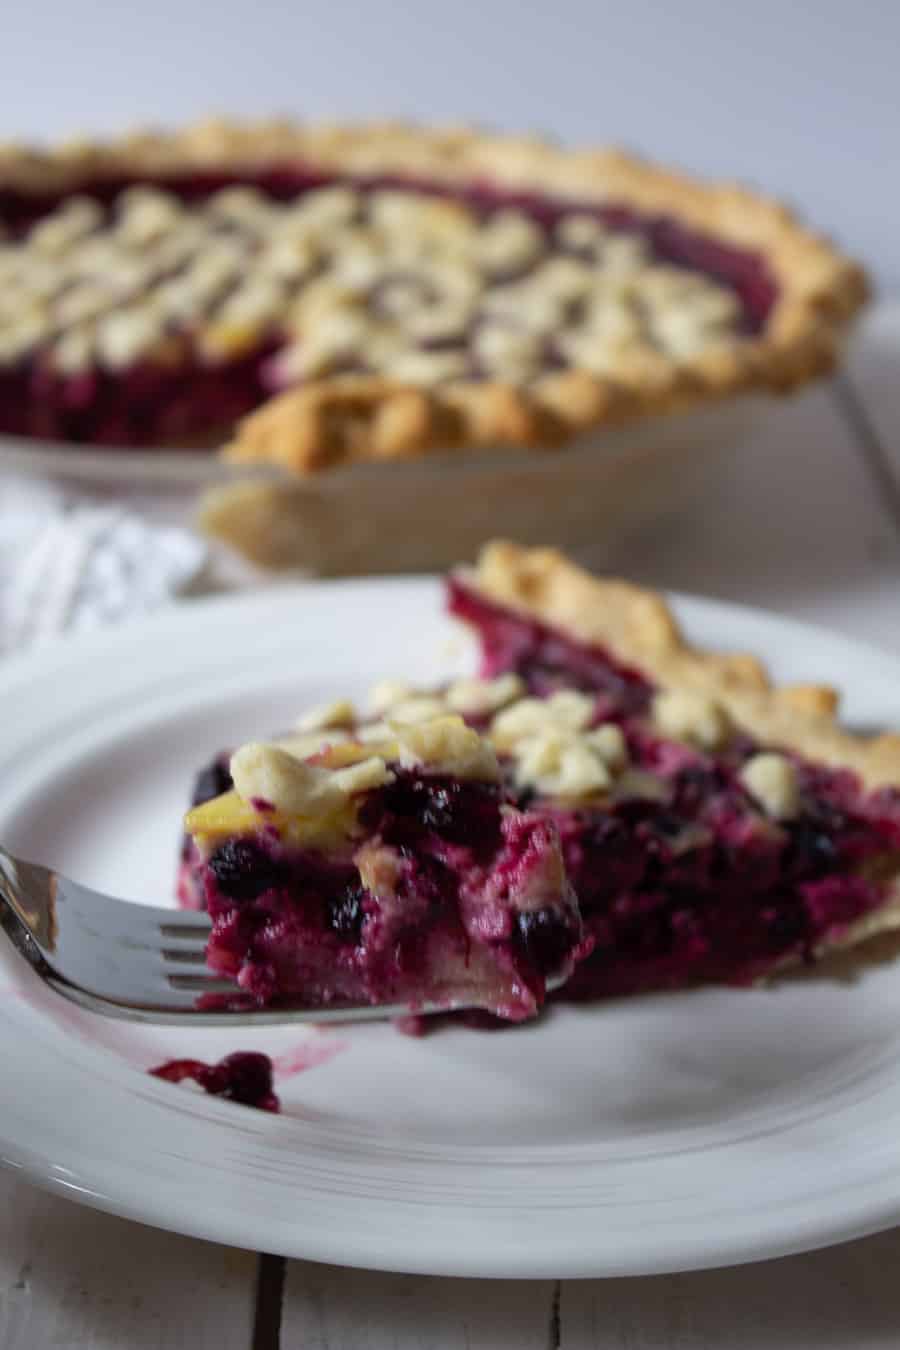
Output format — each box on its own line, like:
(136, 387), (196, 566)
(462, 540), (900, 958)
(0, 118), (868, 474)
(224, 377), (464, 471)
(465, 541), (900, 791)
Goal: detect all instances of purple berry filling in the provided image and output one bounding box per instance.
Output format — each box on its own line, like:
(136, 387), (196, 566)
(0, 164), (777, 449)
(449, 576), (900, 996)
(191, 769), (583, 1020)
(546, 758), (900, 998)
(447, 573), (653, 713)
(150, 1050), (279, 1112)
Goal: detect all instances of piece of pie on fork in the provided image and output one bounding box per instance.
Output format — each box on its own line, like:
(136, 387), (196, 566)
(182, 713), (585, 1020)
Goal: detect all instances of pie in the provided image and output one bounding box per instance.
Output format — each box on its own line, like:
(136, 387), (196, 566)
(180, 551), (900, 1012)
(0, 120), (866, 460)
(181, 711), (585, 1020)
(443, 543), (900, 995)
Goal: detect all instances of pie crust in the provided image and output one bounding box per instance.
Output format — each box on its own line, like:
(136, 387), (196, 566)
(1, 119), (868, 470)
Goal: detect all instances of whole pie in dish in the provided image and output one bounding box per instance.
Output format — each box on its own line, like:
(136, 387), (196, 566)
(0, 121), (867, 458)
(181, 544), (900, 1011)
(181, 712), (584, 1019)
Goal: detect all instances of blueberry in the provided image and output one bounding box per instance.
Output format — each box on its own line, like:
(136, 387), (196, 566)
(612, 799), (661, 827)
(218, 1052), (276, 1108)
(191, 757), (232, 807)
(674, 766), (723, 810)
(420, 784), (456, 831)
(648, 810), (686, 840)
(785, 820), (840, 876)
(768, 904), (809, 945)
(366, 772), (500, 851)
(208, 840), (282, 902)
(327, 883), (365, 943)
(515, 907), (572, 973)
(421, 778), (501, 848)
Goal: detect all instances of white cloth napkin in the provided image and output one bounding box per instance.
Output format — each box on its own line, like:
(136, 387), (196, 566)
(0, 478), (207, 656)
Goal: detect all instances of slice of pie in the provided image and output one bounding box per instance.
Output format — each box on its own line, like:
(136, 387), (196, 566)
(440, 542), (900, 996)
(179, 545), (900, 1010)
(0, 121), (865, 456)
(182, 713), (584, 1020)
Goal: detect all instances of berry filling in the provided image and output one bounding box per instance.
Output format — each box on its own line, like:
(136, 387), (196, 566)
(189, 768), (583, 1021)
(0, 165), (777, 449)
(448, 575), (900, 996)
(542, 755), (900, 997)
(447, 572), (653, 712)
(150, 1051), (279, 1111)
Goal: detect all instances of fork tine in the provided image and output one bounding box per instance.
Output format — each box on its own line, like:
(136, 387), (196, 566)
(157, 913), (213, 936)
(47, 980), (237, 1017)
(155, 932), (212, 954)
(160, 948), (214, 967)
(166, 974), (246, 993)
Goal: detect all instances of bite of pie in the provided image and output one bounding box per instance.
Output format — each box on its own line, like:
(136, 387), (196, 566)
(181, 711), (585, 1020)
(0, 121), (866, 459)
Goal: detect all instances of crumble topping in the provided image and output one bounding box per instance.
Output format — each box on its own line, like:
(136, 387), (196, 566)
(651, 688), (732, 751)
(445, 672), (526, 716)
(281, 680), (634, 803)
(391, 715), (500, 781)
(190, 713), (503, 839)
(269, 680), (636, 803)
(0, 181), (746, 385)
(368, 679), (415, 714)
(512, 729), (615, 798)
(383, 695), (449, 726)
(266, 676), (829, 813)
(489, 689), (597, 746)
(491, 699), (630, 800)
(230, 741), (394, 818)
(274, 727), (351, 759)
(295, 698), (357, 731)
(739, 751), (801, 820)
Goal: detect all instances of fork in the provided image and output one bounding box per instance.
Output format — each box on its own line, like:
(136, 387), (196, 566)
(0, 844), (562, 1025)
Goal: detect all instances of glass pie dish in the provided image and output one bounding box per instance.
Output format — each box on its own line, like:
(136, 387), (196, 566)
(0, 119), (866, 572)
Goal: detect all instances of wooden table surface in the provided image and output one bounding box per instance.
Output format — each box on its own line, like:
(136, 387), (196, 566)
(1, 303), (898, 1350)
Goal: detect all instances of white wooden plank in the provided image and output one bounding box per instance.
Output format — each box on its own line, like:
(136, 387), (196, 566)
(599, 380), (900, 652)
(0, 1173), (256, 1350)
(843, 299), (900, 486)
(560, 1227), (900, 1350)
(281, 1260), (554, 1349)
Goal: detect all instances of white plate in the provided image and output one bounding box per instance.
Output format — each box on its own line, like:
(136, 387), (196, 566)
(1, 578), (900, 1279)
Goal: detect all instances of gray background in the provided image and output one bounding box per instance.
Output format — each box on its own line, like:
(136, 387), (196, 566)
(5, 0), (898, 287)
